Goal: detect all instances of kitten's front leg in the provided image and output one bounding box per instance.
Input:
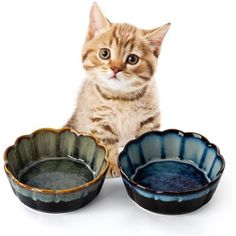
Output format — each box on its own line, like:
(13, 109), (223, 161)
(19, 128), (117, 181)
(136, 114), (161, 138)
(90, 123), (120, 177)
(105, 143), (120, 177)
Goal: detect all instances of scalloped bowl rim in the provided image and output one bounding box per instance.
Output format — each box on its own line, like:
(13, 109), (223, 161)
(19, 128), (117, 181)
(118, 129), (225, 196)
(4, 127), (109, 195)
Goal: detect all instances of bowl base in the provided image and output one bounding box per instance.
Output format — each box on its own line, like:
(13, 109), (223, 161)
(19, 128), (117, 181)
(124, 179), (217, 214)
(16, 178), (104, 213)
(15, 176), (105, 213)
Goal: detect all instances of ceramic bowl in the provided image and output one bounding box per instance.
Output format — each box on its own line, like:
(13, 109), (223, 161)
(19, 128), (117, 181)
(4, 128), (109, 213)
(118, 129), (225, 214)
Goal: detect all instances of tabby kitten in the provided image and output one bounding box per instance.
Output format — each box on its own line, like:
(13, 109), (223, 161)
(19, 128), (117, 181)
(66, 2), (170, 177)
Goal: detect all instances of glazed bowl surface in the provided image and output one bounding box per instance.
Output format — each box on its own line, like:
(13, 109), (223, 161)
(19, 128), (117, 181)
(4, 128), (109, 213)
(118, 129), (225, 214)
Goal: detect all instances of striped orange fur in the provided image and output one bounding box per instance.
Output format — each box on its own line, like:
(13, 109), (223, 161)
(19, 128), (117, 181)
(66, 2), (170, 177)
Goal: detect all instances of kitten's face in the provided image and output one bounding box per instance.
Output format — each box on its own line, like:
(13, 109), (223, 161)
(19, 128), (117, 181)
(82, 3), (170, 92)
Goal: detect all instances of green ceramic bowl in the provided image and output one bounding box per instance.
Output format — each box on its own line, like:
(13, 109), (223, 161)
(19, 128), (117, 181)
(4, 128), (109, 213)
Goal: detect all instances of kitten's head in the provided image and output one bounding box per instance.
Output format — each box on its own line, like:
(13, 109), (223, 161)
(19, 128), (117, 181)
(82, 2), (170, 92)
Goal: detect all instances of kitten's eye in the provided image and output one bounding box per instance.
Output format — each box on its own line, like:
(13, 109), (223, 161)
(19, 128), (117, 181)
(99, 48), (111, 60)
(126, 54), (139, 65)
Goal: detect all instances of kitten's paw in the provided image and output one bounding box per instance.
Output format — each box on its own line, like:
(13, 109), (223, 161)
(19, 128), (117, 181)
(111, 165), (120, 178)
(107, 164), (120, 178)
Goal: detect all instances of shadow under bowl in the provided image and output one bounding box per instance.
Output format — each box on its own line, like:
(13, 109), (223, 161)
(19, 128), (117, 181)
(118, 129), (225, 214)
(4, 128), (109, 213)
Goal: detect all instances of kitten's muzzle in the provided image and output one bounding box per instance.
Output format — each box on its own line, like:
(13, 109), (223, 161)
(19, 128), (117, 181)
(111, 66), (122, 75)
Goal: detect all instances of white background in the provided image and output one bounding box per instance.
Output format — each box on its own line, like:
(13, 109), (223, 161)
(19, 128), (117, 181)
(0, 0), (234, 235)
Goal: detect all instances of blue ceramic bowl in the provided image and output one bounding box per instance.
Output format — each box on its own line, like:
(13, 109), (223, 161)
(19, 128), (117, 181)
(4, 128), (109, 213)
(118, 129), (225, 214)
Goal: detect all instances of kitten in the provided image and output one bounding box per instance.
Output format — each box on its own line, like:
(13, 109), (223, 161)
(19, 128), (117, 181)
(66, 2), (170, 177)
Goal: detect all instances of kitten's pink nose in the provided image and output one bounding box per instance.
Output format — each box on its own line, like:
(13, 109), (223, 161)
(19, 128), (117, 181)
(111, 67), (122, 75)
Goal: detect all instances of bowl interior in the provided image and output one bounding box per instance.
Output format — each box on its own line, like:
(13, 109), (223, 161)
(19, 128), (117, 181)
(5, 129), (108, 190)
(119, 130), (224, 192)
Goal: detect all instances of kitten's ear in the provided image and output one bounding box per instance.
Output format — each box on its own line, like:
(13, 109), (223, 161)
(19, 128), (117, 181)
(144, 23), (171, 57)
(87, 2), (111, 40)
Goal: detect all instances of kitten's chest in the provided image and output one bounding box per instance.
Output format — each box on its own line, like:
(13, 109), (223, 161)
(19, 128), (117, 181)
(109, 101), (141, 143)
